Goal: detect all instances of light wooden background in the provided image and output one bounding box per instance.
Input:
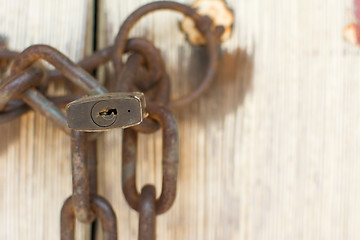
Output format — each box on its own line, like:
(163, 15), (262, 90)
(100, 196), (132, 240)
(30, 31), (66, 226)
(1, 0), (360, 240)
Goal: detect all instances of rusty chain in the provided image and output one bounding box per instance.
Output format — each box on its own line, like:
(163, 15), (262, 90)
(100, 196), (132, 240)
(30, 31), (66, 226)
(0, 1), (220, 239)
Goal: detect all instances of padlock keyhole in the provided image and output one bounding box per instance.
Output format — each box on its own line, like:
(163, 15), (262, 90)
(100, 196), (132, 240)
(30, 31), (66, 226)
(99, 108), (117, 120)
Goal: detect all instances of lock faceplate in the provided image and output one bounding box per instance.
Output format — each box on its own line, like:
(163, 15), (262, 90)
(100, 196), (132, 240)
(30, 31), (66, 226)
(66, 92), (146, 131)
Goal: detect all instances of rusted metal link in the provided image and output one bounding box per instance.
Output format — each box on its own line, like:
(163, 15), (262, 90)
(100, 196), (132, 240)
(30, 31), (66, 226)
(131, 117), (160, 134)
(139, 185), (156, 240)
(11, 45), (107, 95)
(126, 39), (164, 90)
(47, 46), (113, 82)
(0, 45), (109, 133)
(117, 53), (169, 134)
(61, 195), (117, 240)
(0, 38), (165, 123)
(114, 39), (167, 98)
(0, 45), (95, 122)
(0, 49), (17, 60)
(71, 130), (95, 223)
(0, 95), (81, 124)
(116, 53), (143, 92)
(5, 94), (82, 111)
(113, 38), (164, 90)
(0, 47), (114, 83)
(0, 67), (45, 110)
(0, 49), (17, 73)
(131, 74), (171, 132)
(9, 45), (107, 132)
(114, 39), (170, 134)
(24, 38), (163, 87)
(122, 103), (179, 214)
(0, 38), (162, 85)
(124, 56), (170, 106)
(115, 53), (143, 92)
(0, 94), (81, 125)
(112, 1), (218, 109)
(22, 88), (69, 133)
(87, 139), (98, 195)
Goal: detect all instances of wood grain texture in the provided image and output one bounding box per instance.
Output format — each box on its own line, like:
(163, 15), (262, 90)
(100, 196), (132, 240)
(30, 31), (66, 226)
(0, 0), (93, 239)
(97, 0), (360, 239)
(2, 0), (360, 240)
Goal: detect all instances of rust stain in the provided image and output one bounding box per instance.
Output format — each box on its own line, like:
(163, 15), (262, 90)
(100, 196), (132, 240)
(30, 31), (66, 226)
(344, 0), (360, 46)
(212, 48), (253, 113)
(344, 23), (360, 45)
(175, 47), (254, 127)
(181, 0), (234, 45)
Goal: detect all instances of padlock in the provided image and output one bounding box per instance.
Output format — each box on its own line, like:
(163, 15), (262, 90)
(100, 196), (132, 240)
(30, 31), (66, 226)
(66, 92), (147, 131)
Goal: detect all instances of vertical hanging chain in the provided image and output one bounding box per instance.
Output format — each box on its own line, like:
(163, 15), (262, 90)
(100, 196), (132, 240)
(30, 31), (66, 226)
(0, 1), (221, 239)
(70, 131), (95, 223)
(122, 104), (179, 240)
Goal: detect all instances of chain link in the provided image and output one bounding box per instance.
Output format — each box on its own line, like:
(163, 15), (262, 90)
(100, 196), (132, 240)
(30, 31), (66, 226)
(0, 1), (220, 239)
(122, 103), (179, 214)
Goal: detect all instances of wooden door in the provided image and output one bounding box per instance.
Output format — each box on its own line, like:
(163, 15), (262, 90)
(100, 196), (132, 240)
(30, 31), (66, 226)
(1, 0), (359, 239)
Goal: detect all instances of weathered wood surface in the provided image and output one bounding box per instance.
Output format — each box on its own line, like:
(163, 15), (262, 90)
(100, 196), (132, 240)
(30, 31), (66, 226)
(0, 0), (93, 239)
(98, 0), (360, 239)
(2, 0), (360, 239)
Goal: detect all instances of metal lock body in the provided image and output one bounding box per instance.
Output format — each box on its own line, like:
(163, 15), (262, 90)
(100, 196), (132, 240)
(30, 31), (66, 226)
(66, 92), (146, 131)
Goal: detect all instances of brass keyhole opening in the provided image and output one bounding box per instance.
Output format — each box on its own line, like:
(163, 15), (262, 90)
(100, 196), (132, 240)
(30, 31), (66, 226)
(99, 108), (117, 120)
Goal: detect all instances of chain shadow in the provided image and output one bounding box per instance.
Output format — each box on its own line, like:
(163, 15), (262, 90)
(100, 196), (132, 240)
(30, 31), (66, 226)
(174, 46), (254, 124)
(0, 118), (21, 154)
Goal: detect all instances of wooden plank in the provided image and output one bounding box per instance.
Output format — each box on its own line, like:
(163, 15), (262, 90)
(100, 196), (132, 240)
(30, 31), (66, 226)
(0, 0), (93, 239)
(97, 0), (360, 239)
(96, 0), (252, 239)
